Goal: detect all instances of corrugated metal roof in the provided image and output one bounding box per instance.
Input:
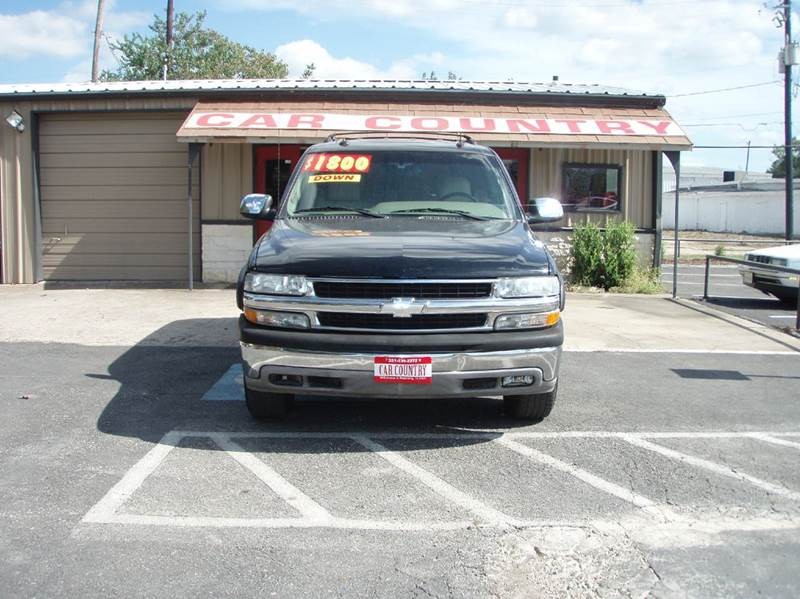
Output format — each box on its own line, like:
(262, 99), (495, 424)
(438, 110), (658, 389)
(0, 78), (659, 99)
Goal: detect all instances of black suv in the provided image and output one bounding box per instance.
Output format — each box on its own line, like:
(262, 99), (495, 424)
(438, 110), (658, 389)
(237, 135), (565, 420)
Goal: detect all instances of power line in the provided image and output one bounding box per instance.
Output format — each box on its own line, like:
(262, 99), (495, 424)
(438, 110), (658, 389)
(693, 144), (793, 149)
(420, 0), (716, 7)
(346, 0), (738, 11)
(679, 111), (786, 121)
(683, 121), (784, 129)
(668, 81), (782, 98)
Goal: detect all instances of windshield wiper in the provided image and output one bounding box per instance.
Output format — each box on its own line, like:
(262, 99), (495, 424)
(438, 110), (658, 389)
(292, 206), (386, 218)
(387, 208), (491, 221)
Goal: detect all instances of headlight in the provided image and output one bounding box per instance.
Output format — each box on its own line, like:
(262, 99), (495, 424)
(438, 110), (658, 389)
(244, 308), (310, 329)
(244, 273), (310, 295)
(494, 311), (560, 330)
(495, 276), (560, 298)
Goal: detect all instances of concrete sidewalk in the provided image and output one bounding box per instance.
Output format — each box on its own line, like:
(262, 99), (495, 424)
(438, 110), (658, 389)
(0, 285), (798, 352)
(564, 294), (799, 353)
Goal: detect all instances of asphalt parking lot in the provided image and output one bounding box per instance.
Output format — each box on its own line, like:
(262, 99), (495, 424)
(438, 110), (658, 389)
(1, 290), (799, 598)
(662, 263), (798, 331)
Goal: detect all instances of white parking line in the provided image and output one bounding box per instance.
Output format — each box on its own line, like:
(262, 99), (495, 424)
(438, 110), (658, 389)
(746, 433), (800, 450)
(351, 434), (516, 527)
(97, 514), (481, 531)
(82, 430), (800, 531)
(667, 282), (746, 287)
(209, 434), (333, 522)
(670, 265), (738, 270)
(494, 437), (676, 522)
(82, 430), (182, 524)
(564, 349), (798, 355)
(619, 434), (800, 501)
(662, 274), (741, 278)
(167, 430), (800, 440)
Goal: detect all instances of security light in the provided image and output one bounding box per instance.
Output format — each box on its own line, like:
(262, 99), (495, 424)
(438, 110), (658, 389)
(5, 110), (24, 132)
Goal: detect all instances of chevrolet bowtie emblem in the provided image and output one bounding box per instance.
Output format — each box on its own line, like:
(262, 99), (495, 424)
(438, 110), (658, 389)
(380, 297), (425, 318)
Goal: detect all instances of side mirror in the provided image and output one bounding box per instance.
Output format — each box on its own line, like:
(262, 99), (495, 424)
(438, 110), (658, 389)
(526, 197), (564, 224)
(240, 193), (274, 220)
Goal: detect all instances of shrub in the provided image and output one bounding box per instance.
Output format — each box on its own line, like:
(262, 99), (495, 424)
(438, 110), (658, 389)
(714, 244), (726, 257)
(570, 222), (604, 287)
(603, 220), (637, 288)
(609, 267), (664, 294)
(570, 220), (639, 290)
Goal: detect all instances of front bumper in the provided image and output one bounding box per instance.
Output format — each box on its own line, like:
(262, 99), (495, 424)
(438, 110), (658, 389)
(740, 266), (800, 291)
(241, 343), (561, 398)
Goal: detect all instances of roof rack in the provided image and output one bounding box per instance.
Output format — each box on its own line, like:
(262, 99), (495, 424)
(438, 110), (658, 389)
(325, 131), (475, 147)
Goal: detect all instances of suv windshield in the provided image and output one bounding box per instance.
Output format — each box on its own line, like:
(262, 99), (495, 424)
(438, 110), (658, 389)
(283, 149), (518, 220)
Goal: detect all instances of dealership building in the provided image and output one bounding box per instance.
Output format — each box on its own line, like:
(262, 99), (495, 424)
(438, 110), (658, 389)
(0, 79), (691, 285)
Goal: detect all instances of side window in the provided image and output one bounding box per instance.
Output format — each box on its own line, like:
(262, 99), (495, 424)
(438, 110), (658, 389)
(562, 164), (622, 212)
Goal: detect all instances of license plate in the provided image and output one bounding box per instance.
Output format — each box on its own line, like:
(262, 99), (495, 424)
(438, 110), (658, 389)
(743, 271), (753, 284)
(374, 356), (432, 384)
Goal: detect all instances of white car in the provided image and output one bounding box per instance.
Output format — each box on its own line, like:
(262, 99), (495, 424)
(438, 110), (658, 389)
(739, 244), (800, 303)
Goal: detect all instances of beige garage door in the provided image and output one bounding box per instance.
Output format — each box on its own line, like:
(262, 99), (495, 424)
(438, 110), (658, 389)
(39, 112), (199, 281)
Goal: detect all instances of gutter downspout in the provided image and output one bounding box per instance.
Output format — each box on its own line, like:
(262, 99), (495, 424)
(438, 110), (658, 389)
(15, 132), (23, 283)
(187, 143), (201, 290)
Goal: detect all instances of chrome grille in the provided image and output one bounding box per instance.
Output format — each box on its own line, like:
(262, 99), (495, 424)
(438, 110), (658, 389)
(747, 254), (770, 264)
(317, 312), (488, 330)
(313, 281), (493, 300)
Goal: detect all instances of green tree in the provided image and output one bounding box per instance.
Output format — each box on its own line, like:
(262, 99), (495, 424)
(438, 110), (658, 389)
(301, 63), (316, 79)
(767, 138), (800, 178)
(101, 10), (289, 81)
(420, 71), (461, 81)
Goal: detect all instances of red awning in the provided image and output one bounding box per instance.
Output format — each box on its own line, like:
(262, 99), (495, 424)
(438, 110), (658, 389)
(177, 101), (692, 150)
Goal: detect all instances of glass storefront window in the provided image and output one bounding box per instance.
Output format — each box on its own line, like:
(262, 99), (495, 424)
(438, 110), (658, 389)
(562, 164), (622, 212)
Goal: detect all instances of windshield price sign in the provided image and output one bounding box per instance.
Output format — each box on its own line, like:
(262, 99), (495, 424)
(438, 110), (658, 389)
(303, 154), (372, 173)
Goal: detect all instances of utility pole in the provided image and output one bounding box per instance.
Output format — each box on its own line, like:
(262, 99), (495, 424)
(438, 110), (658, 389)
(164, 0), (174, 81)
(782, 0), (796, 239)
(745, 140), (751, 177)
(91, 0), (106, 82)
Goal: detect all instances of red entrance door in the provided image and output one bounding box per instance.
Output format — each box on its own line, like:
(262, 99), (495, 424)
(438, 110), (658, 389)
(493, 147), (530, 206)
(253, 144), (306, 238)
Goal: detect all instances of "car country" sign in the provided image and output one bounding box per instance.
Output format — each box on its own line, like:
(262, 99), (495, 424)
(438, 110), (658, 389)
(183, 112), (686, 137)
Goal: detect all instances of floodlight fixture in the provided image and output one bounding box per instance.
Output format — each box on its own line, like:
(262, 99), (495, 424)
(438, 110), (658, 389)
(5, 109), (24, 132)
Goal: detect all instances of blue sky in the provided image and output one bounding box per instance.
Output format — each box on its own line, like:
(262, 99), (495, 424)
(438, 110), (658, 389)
(0, 0), (796, 172)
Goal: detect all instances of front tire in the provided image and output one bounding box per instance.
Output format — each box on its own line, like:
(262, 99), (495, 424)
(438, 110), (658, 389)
(503, 384), (558, 421)
(245, 386), (291, 420)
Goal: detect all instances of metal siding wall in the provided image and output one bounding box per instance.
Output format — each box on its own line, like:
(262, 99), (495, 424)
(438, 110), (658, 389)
(39, 112), (199, 281)
(530, 147), (653, 229)
(201, 143), (252, 221)
(0, 104), (36, 283)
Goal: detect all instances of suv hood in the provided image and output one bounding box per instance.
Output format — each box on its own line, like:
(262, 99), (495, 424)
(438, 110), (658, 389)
(251, 217), (553, 278)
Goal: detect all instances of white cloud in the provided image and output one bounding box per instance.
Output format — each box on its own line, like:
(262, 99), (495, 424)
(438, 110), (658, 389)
(0, 1), (148, 80)
(503, 7), (537, 30)
(228, 0), (791, 171)
(0, 10), (87, 58)
(275, 39), (442, 79)
(61, 58), (93, 83)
